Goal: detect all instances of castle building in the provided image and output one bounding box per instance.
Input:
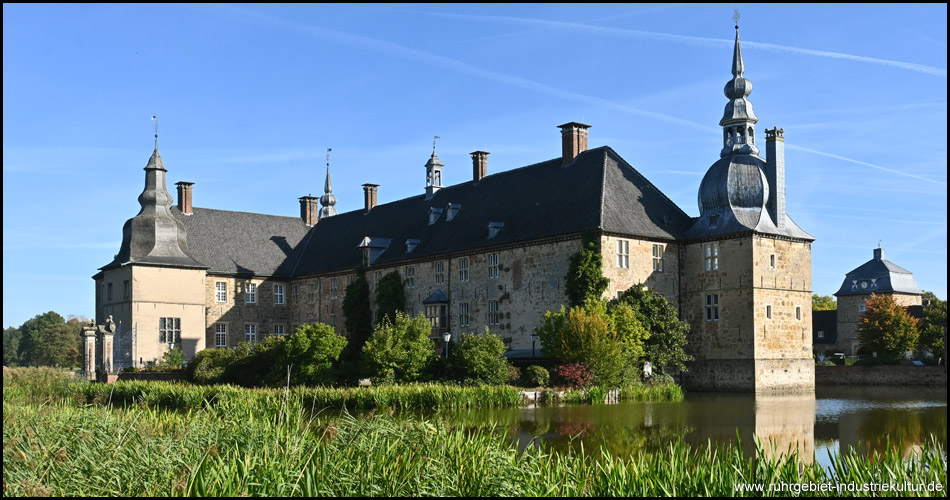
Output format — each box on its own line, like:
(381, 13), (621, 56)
(813, 247), (923, 356)
(93, 25), (815, 392)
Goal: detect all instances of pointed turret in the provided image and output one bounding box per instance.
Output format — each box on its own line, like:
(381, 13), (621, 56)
(319, 150), (338, 219)
(720, 24), (759, 158)
(424, 136), (444, 200)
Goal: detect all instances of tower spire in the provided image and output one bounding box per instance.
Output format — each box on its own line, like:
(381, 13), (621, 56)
(151, 115), (159, 150)
(719, 16), (759, 158)
(319, 148), (337, 219)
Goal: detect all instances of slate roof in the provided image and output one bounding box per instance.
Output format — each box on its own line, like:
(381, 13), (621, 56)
(171, 207), (309, 277)
(834, 248), (922, 297)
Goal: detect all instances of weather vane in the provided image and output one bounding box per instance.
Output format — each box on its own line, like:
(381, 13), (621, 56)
(327, 148), (332, 169)
(151, 115), (158, 149)
(433, 136), (440, 154)
(733, 7), (740, 29)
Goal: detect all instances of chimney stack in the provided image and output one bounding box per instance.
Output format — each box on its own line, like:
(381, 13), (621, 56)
(873, 247), (884, 260)
(471, 151), (489, 182)
(175, 181), (194, 215)
(299, 195), (319, 226)
(765, 127), (786, 229)
(362, 184), (379, 213)
(558, 122), (591, 165)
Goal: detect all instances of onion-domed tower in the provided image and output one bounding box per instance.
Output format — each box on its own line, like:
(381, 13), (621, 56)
(681, 22), (815, 393)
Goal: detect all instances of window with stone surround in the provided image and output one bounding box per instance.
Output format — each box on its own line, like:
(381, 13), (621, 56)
(292, 284), (299, 304)
(459, 302), (470, 327)
(246, 283), (257, 304)
(426, 303), (447, 328)
(406, 266), (415, 289)
(766, 304), (773, 320)
(617, 240), (629, 268)
(459, 257), (470, 282)
(215, 323), (227, 347)
(435, 262), (445, 285)
(308, 283), (315, 304)
(796, 306), (802, 321)
(488, 300), (500, 326)
(652, 244), (664, 272)
(245, 323), (257, 343)
(159, 317), (181, 344)
(274, 284), (284, 305)
(488, 253), (499, 279)
(107, 283), (113, 302)
(704, 243), (719, 271)
(705, 294), (719, 322)
(216, 282), (227, 303)
(330, 278), (338, 298)
(375, 271), (383, 286)
(770, 254), (776, 269)
(123, 280), (130, 299)
(274, 324), (285, 336)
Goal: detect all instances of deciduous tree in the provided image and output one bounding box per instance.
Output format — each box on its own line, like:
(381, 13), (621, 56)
(857, 294), (919, 362)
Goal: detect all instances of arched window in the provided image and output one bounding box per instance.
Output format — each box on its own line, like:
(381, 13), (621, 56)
(747, 127), (754, 145)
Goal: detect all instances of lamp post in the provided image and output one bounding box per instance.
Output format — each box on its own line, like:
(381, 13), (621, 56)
(443, 331), (452, 359)
(530, 333), (538, 359)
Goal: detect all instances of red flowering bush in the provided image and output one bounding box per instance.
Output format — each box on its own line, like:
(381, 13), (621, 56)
(556, 363), (594, 389)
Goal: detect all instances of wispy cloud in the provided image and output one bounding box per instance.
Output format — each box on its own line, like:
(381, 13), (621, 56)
(799, 213), (945, 225)
(426, 12), (947, 77)
(787, 145), (947, 186)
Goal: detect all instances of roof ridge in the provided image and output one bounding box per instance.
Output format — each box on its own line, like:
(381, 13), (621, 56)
(603, 146), (691, 220)
(190, 206), (305, 221)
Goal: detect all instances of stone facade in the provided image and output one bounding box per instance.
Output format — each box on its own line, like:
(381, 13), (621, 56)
(834, 293), (922, 356)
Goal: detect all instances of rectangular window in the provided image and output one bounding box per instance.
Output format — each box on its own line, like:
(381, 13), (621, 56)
(215, 323), (227, 347)
(766, 304), (773, 320)
(652, 244), (664, 272)
(459, 302), (470, 328)
(617, 240), (629, 268)
(704, 243), (719, 271)
(488, 300), (500, 326)
(274, 324), (285, 336)
(123, 280), (130, 299)
(246, 282), (257, 304)
(292, 284), (299, 304)
(347, 276), (355, 286)
(159, 317), (181, 344)
(309, 283), (315, 304)
(705, 294), (719, 322)
(406, 266), (415, 289)
(245, 323), (257, 343)
(488, 253), (499, 279)
(330, 315), (337, 328)
(435, 262), (445, 285)
(375, 271), (383, 286)
(459, 257), (470, 282)
(425, 304), (447, 328)
(107, 283), (114, 301)
(274, 284), (284, 305)
(406, 307), (415, 318)
(795, 306), (802, 321)
(216, 282), (227, 303)
(817, 330), (825, 339)
(770, 254), (776, 269)
(330, 278), (338, 298)
(859, 304), (867, 312)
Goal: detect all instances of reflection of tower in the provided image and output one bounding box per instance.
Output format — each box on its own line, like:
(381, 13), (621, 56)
(753, 393), (815, 463)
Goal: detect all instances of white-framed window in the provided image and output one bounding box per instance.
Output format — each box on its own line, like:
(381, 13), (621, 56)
(435, 262), (445, 285)
(292, 284), (299, 304)
(406, 266), (415, 289)
(216, 282), (227, 303)
(459, 302), (470, 327)
(274, 324), (285, 336)
(347, 276), (355, 286)
(652, 244), (664, 272)
(426, 304), (447, 328)
(330, 278), (338, 298)
(159, 317), (181, 343)
(215, 323), (227, 347)
(488, 253), (499, 279)
(459, 257), (470, 282)
(246, 282), (257, 304)
(766, 304), (773, 320)
(274, 284), (284, 305)
(488, 300), (500, 326)
(107, 283), (114, 301)
(795, 305), (802, 321)
(123, 280), (130, 299)
(704, 243), (719, 271)
(617, 240), (629, 268)
(705, 294), (719, 322)
(375, 271), (383, 286)
(245, 323), (257, 343)
(308, 283), (316, 304)
(769, 254), (776, 269)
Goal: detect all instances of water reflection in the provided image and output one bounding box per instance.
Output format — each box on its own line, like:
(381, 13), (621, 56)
(432, 387), (945, 465)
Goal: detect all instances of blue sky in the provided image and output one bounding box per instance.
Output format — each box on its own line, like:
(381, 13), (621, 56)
(3, 3), (947, 328)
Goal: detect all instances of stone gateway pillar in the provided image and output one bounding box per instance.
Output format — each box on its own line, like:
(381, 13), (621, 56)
(82, 321), (98, 381)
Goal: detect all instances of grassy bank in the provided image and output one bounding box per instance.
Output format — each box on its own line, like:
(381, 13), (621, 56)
(3, 369), (945, 497)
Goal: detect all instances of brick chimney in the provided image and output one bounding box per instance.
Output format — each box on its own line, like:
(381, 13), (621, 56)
(175, 181), (194, 215)
(558, 122), (591, 165)
(471, 151), (489, 182)
(299, 195), (319, 226)
(362, 184), (379, 213)
(765, 127), (786, 229)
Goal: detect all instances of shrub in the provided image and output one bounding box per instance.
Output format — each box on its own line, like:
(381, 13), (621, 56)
(507, 365), (522, 385)
(448, 330), (511, 385)
(362, 312), (436, 384)
(281, 323), (347, 386)
(524, 365), (550, 387)
(186, 348), (237, 385)
(535, 304), (624, 386)
(556, 363), (594, 389)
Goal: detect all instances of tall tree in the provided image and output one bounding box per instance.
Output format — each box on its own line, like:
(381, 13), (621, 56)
(564, 238), (609, 308)
(857, 294), (919, 362)
(812, 294), (837, 311)
(342, 267), (373, 362)
(616, 285), (693, 372)
(17, 311), (66, 366)
(3, 327), (22, 367)
(917, 291), (946, 361)
(375, 271), (406, 326)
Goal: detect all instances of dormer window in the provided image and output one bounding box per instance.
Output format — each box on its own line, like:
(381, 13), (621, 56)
(709, 214), (720, 227)
(405, 239), (420, 253)
(446, 203), (461, 221)
(488, 222), (504, 239)
(429, 207), (444, 225)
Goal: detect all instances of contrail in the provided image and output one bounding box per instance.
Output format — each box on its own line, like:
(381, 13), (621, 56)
(787, 145), (947, 186)
(429, 12), (947, 78)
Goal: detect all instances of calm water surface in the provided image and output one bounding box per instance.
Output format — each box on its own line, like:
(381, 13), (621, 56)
(430, 386), (947, 466)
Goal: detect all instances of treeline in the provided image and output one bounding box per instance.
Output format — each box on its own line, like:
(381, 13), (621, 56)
(3, 311), (84, 368)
